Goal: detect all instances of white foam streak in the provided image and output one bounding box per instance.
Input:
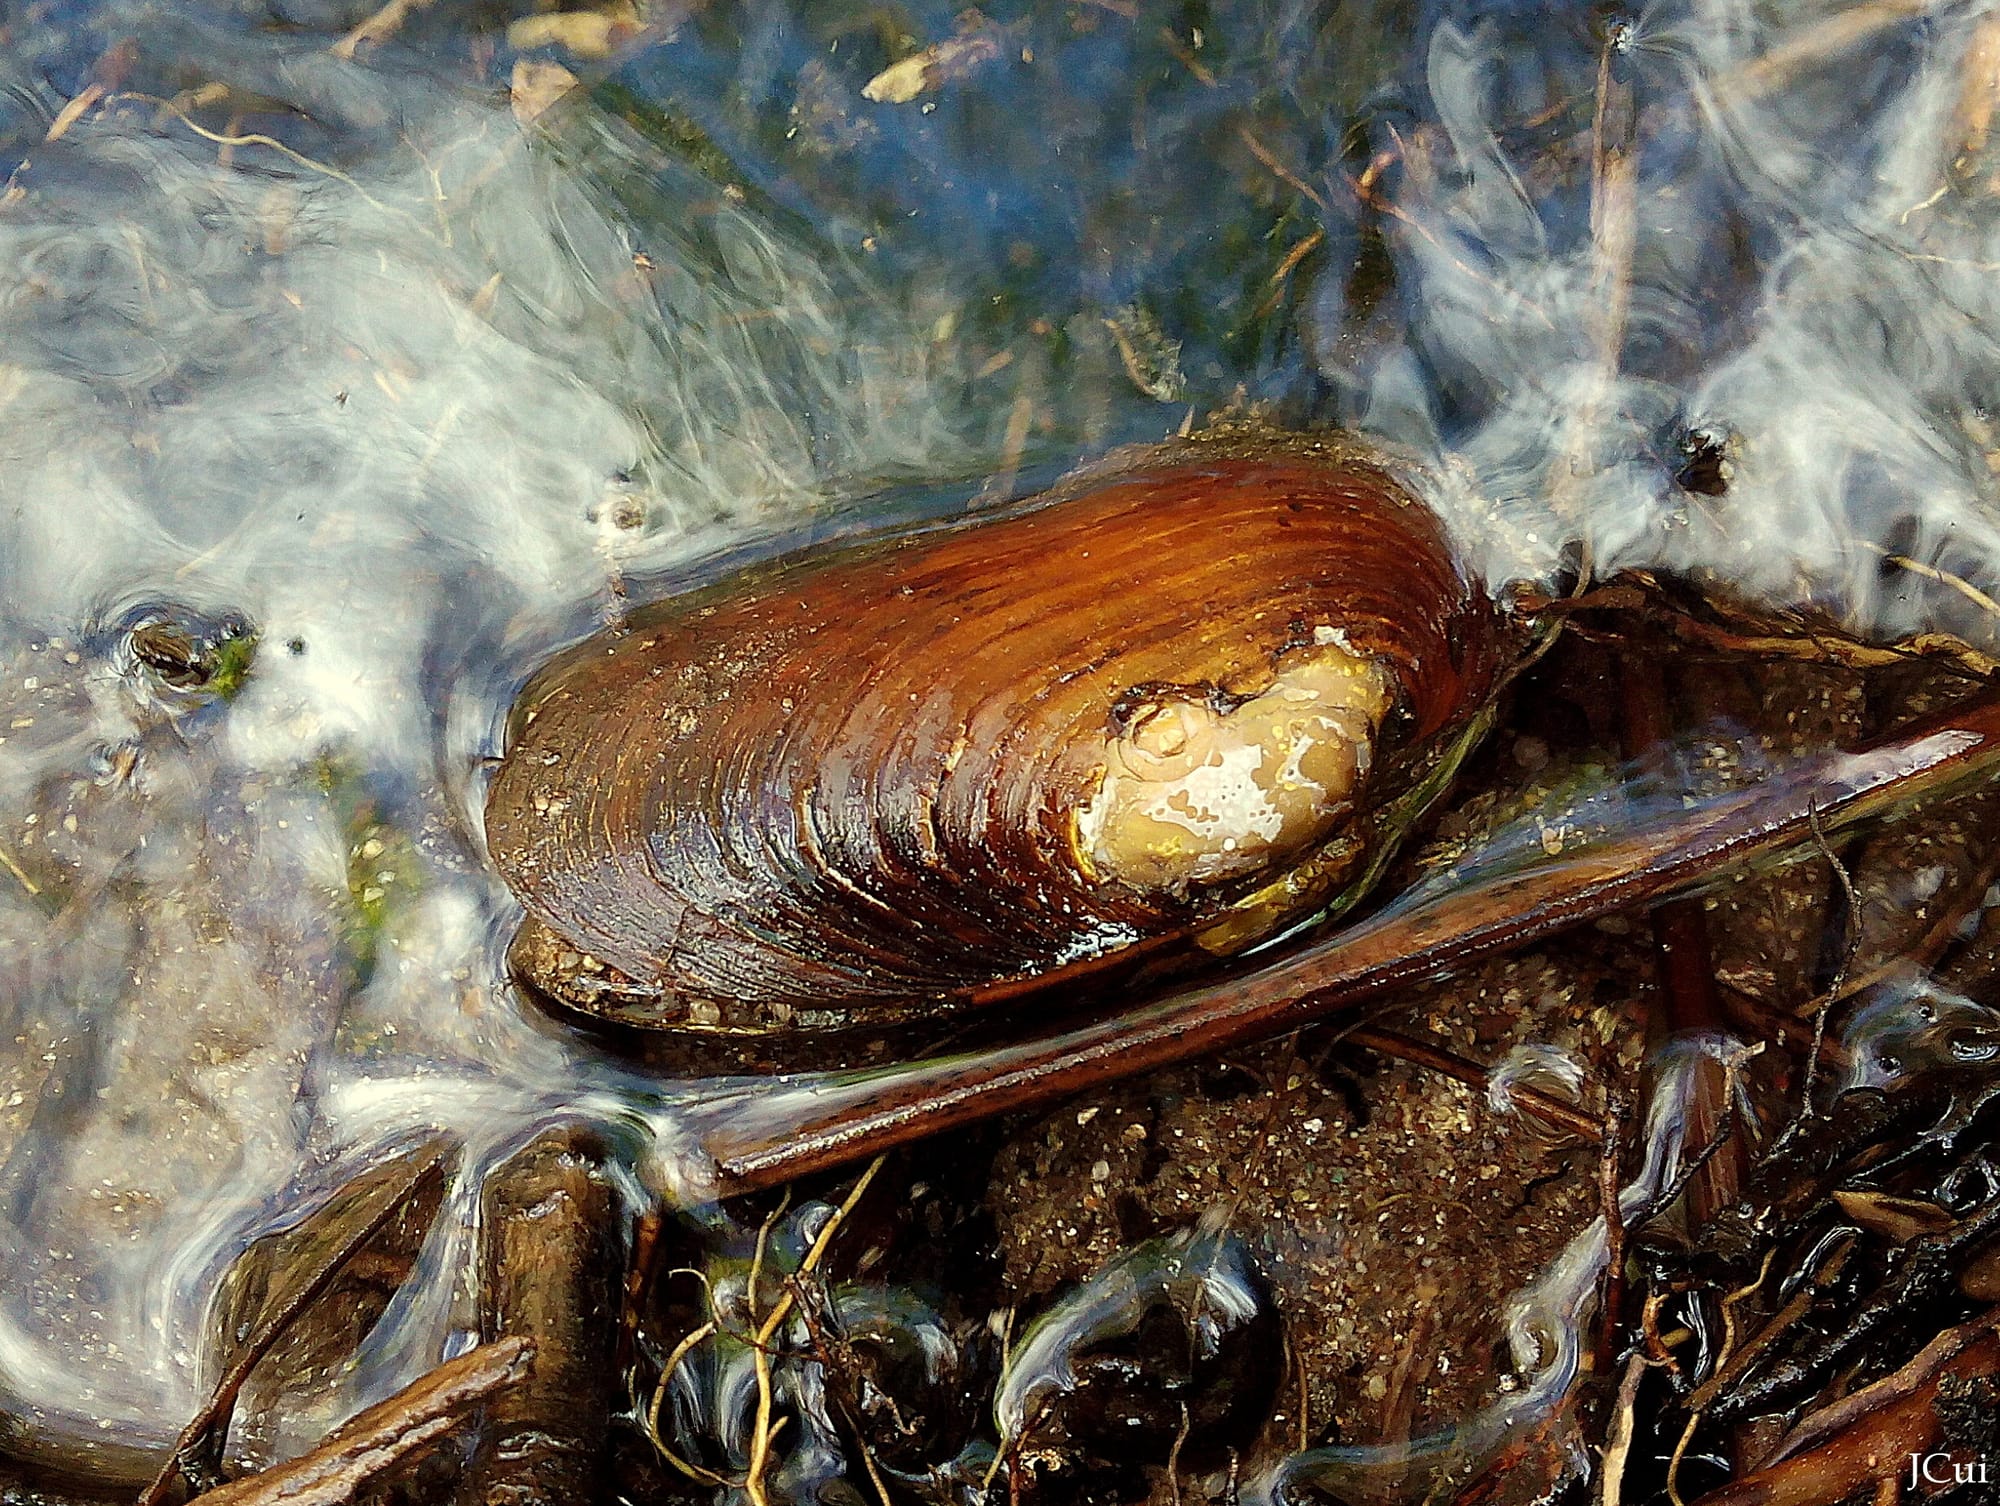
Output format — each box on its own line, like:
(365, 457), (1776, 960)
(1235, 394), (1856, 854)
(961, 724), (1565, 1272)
(0, 47), (972, 1453)
(1368, 0), (2000, 641)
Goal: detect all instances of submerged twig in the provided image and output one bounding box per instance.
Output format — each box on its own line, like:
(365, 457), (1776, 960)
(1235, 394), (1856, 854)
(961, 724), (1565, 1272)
(1236, 126), (1327, 212)
(1858, 538), (2000, 624)
(1795, 799), (1860, 1123)
(1345, 1026), (1602, 1140)
(1760, 1303), (2000, 1466)
(329, 0), (441, 59)
(1690, 1321), (2000, 1505)
(140, 1138), (457, 1506)
(185, 1338), (534, 1506)
(1711, 0), (1958, 107)
(0, 842), (39, 897)
(1550, 21), (1637, 528)
(701, 693), (2000, 1193)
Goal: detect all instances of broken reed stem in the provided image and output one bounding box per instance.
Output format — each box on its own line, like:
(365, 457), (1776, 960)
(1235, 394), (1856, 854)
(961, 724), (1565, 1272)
(1597, 1348), (1649, 1506)
(704, 693), (2000, 1194)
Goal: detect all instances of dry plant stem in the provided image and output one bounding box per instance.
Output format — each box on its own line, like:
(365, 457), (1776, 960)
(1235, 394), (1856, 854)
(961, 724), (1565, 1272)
(1164, 1405), (1191, 1506)
(1598, 1348), (1649, 1506)
(185, 1338), (534, 1506)
(139, 1138), (457, 1506)
(1686, 1237), (1852, 1420)
(1860, 541), (2000, 623)
(743, 1159), (882, 1506)
(705, 694), (2000, 1193)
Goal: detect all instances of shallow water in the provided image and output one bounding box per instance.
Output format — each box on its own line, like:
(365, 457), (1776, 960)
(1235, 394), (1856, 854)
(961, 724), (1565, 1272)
(2, 0), (1999, 1487)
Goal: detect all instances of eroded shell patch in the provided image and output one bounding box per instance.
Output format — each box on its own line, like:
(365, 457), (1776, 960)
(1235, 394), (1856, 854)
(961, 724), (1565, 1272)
(1071, 642), (1394, 893)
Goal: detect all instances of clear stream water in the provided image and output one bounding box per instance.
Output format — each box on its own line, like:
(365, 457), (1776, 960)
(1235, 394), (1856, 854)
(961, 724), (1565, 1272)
(0, 0), (1997, 1484)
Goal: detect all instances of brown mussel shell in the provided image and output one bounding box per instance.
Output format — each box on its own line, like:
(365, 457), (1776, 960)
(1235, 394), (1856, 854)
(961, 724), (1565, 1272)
(486, 428), (1505, 1036)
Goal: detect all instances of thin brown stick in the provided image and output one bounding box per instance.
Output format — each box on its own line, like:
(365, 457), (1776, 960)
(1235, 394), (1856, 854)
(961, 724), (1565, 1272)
(1252, 229), (1326, 319)
(703, 694), (2000, 1193)
(1346, 1026), (1602, 1140)
(1595, 1087), (1632, 1370)
(792, 1297), (898, 1506)
(44, 82), (105, 142)
(1164, 1403), (1191, 1506)
(1268, 229), (1325, 288)
(1552, 25), (1637, 526)
(1796, 800), (1861, 1120)
(1236, 126), (1328, 211)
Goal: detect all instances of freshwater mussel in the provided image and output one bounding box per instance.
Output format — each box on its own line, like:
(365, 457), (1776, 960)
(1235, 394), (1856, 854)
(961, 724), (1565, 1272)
(486, 427), (1509, 1042)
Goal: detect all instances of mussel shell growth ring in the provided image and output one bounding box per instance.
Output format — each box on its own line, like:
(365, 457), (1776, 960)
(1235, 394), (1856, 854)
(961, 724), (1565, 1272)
(484, 429), (1502, 1035)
